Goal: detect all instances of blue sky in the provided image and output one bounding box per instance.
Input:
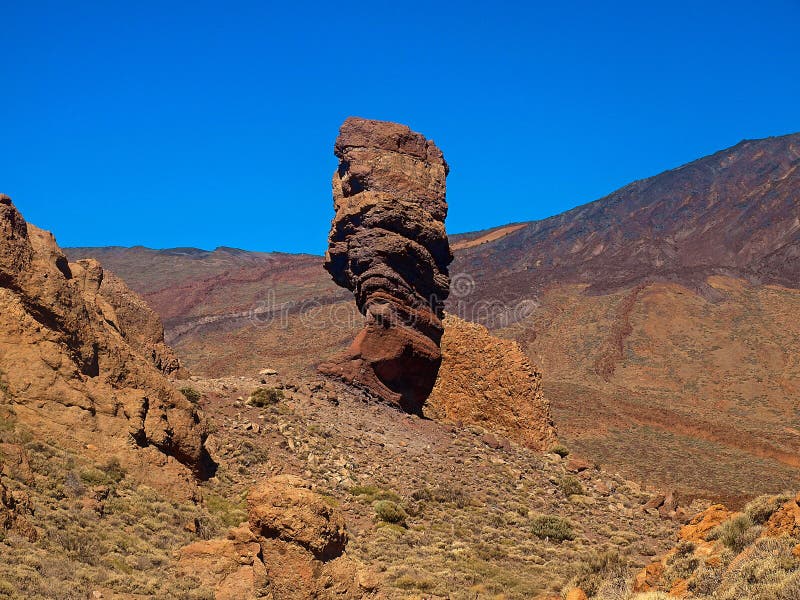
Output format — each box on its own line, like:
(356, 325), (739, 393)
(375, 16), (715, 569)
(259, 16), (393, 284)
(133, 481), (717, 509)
(2, 1), (798, 255)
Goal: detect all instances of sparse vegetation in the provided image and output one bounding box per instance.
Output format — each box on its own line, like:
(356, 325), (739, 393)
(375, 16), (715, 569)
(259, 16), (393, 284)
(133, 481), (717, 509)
(551, 444), (570, 458)
(530, 514), (575, 542)
(374, 500), (407, 526)
(179, 386), (202, 404)
(708, 514), (760, 553)
(744, 492), (792, 525)
(564, 550), (628, 596)
(560, 475), (584, 497)
(248, 387), (284, 407)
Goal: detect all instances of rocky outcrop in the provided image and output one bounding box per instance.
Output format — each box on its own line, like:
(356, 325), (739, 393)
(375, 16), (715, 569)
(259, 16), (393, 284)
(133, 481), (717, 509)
(426, 314), (557, 450)
(0, 195), (213, 484)
(633, 503), (733, 595)
(318, 117), (452, 414)
(634, 493), (800, 596)
(248, 474), (348, 561)
(177, 475), (380, 599)
(0, 464), (37, 542)
(93, 266), (182, 375)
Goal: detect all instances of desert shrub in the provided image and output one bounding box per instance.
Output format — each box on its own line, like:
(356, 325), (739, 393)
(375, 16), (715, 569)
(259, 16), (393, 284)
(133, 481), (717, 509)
(80, 467), (109, 485)
(249, 387), (284, 407)
(410, 487), (433, 501)
(64, 471), (86, 497)
(0, 368), (9, 397)
(431, 484), (470, 508)
(374, 500), (407, 526)
(350, 484), (401, 503)
(100, 457), (126, 483)
(565, 550), (627, 596)
(709, 514), (760, 553)
(551, 444), (570, 458)
(713, 537), (800, 600)
(393, 573), (435, 591)
(78, 458), (126, 486)
(179, 387), (202, 404)
(560, 476), (584, 497)
(530, 514), (575, 542)
(205, 493), (248, 529)
(662, 541), (701, 589)
(745, 492), (793, 525)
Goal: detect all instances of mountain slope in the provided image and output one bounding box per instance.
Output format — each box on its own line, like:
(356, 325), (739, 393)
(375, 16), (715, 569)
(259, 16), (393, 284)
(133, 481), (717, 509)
(451, 132), (800, 304)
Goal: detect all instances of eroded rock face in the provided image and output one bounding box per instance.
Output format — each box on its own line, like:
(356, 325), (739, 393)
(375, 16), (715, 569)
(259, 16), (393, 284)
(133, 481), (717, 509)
(178, 475), (380, 599)
(426, 314), (558, 451)
(318, 117), (452, 413)
(0, 195), (213, 483)
(248, 474), (347, 561)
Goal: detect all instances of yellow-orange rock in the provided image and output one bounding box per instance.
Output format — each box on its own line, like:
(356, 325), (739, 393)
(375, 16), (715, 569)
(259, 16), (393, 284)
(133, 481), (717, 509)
(176, 525), (266, 600)
(0, 195), (213, 493)
(678, 504), (733, 541)
(180, 475), (381, 599)
(426, 314), (557, 450)
(247, 474), (348, 561)
(762, 492), (800, 538)
(565, 588), (588, 600)
(634, 503), (734, 595)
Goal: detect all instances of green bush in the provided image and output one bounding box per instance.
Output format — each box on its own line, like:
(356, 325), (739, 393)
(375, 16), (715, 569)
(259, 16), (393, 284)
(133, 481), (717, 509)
(709, 514), (759, 553)
(551, 444), (569, 458)
(249, 387), (284, 407)
(350, 484), (402, 503)
(179, 387), (202, 404)
(530, 514), (575, 542)
(374, 500), (407, 526)
(559, 476), (584, 497)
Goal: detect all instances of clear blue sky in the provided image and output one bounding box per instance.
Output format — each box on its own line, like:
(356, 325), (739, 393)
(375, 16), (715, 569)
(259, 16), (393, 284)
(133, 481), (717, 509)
(2, 1), (798, 255)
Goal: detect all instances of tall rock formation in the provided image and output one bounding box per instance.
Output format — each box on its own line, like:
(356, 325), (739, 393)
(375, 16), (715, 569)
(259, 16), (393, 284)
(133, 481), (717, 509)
(318, 117), (452, 413)
(0, 194), (213, 484)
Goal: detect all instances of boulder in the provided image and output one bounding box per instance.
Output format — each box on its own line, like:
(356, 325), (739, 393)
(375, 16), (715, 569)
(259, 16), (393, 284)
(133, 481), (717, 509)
(318, 118), (452, 414)
(426, 314), (557, 450)
(762, 492), (800, 538)
(247, 474), (348, 561)
(180, 475), (381, 599)
(177, 525), (266, 600)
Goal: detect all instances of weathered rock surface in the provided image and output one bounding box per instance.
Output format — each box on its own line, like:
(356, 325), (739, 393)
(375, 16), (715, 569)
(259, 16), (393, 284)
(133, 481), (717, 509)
(93, 266), (182, 375)
(426, 314), (557, 450)
(763, 492), (800, 538)
(176, 525), (267, 600)
(318, 117), (452, 413)
(248, 474), (348, 561)
(0, 463), (37, 542)
(0, 195), (213, 485)
(178, 475), (380, 599)
(634, 503), (734, 594)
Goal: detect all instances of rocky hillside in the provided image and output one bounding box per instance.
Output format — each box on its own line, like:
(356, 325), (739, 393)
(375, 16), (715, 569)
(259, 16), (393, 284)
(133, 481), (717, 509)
(64, 132), (800, 504)
(0, 192), (689, 599)
(0, 195), (212, 487)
